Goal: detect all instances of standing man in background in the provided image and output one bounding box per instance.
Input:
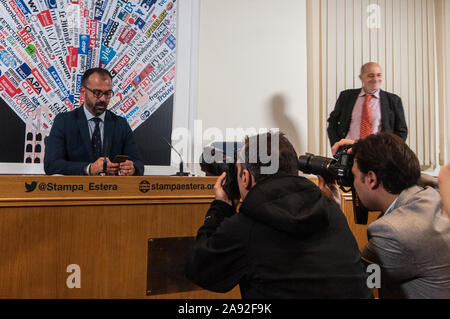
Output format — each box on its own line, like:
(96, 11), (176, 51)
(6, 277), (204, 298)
(44, 68), (144, 176)
(327, 62), (408, 151)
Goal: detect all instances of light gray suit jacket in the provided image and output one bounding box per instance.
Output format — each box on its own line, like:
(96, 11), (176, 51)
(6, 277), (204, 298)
(362, 185), (450, 299)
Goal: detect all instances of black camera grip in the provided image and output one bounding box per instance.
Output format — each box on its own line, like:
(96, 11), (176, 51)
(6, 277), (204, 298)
(352, 188), (369, 225)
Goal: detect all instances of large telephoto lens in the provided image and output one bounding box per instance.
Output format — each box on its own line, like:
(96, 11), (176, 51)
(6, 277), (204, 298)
(298, 154), (336, 181)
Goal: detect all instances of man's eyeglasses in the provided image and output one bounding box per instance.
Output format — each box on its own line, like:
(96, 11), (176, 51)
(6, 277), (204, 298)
(83, 86), (114, 99)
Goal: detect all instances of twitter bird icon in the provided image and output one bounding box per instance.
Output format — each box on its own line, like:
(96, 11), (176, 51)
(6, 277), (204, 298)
(25, 182), (37, 193)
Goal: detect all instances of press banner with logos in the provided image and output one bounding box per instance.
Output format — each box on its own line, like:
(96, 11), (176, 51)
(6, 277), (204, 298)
(0, 0), (177, 166)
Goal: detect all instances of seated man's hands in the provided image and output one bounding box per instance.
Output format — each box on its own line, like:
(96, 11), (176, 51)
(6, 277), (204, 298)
(89, 157), (114, 175)
(90, 158), (126, 175)
(119, 160), (135, 176)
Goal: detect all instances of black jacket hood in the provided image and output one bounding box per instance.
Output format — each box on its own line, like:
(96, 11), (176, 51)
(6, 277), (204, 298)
(239, 173), (331, 237)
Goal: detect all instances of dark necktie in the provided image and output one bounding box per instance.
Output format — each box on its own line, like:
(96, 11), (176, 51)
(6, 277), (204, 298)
(91, 118), (102, 160)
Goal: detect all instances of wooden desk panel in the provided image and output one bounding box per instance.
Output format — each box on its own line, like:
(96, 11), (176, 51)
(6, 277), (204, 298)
(0, 176), (217, 205)
(341, 193), (380, 250)
(0, 175), (372, 298)
(0, 176), (240, 299)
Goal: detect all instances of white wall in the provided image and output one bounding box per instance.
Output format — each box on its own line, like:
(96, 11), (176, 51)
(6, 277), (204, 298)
(306, 0), (448, 172)
(195, 0), (308, 155)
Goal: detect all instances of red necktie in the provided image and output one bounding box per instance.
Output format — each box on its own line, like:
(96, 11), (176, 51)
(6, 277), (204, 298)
(360, 94), (373, 139)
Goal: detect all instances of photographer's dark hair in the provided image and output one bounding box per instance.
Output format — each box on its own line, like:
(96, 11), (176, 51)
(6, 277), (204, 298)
(352, 132), (420, 194)
(81, 68), (112, 86)
(240, 132), (298, 183)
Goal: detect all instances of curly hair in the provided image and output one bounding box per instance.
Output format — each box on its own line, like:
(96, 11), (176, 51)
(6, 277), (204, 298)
(352, 132), (420, 194)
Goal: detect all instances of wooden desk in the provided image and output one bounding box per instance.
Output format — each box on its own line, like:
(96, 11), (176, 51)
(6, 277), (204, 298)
(0, 175), (374, 299)
(0, 175), (240, 299)
(340, 192), (379, 249)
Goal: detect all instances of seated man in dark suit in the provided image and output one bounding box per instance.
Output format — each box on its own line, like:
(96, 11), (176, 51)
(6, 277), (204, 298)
(327, 62), (408, 151)
(44, 68), (144, 176)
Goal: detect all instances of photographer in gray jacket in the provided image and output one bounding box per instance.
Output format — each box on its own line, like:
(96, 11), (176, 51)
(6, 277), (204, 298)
(328, 133), (450, 299)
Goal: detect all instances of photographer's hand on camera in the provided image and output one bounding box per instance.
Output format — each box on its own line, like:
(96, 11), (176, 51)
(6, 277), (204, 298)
(214, 172), (236, 206)
(317, 175), (342, 207)
(331, 139), (356, 156)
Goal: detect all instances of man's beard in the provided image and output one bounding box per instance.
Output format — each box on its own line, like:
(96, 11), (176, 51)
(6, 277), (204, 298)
(86, 99), (108, 116)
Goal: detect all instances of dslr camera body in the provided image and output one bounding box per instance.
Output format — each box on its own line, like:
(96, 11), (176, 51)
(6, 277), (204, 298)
(200, 146), (241, 204)
(298, 147), (369, 225)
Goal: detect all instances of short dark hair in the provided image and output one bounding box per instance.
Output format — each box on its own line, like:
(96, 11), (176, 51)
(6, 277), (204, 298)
(240, 132), (298, 183)
(352, 132), (420, 194)
(81, 68), (112, 87)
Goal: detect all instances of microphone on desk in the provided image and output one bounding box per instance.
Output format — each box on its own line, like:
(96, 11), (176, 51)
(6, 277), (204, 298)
(162, 137), (189, 176)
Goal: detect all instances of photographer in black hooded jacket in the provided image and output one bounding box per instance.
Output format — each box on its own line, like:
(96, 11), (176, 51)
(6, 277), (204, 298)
(185, 132), (372, 299)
